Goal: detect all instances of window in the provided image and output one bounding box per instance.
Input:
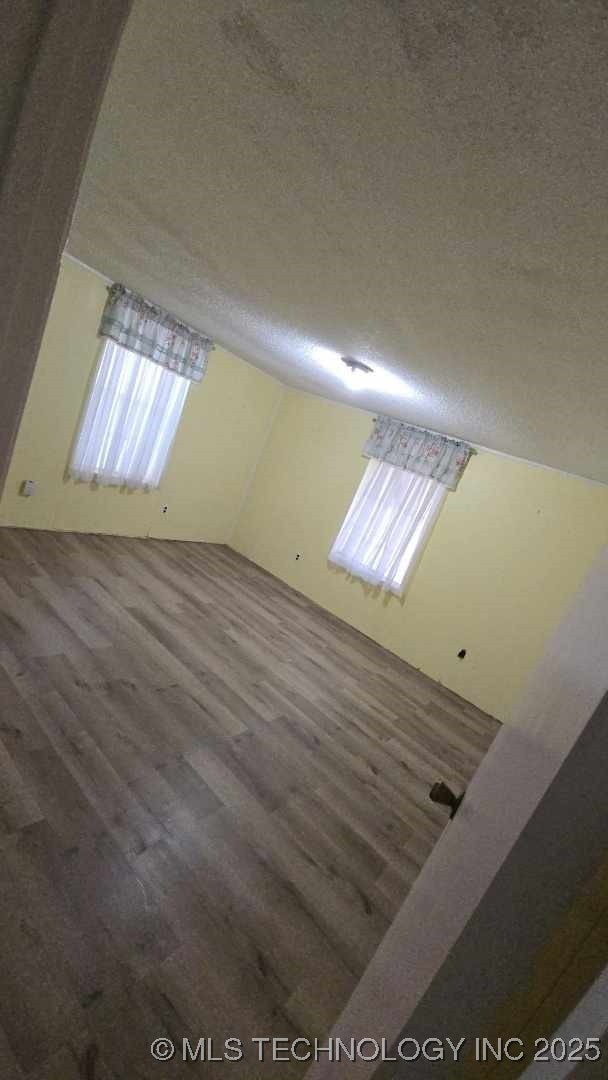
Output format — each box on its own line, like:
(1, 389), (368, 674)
(329, 457), (446, 595)
(70, 339), (189, 489)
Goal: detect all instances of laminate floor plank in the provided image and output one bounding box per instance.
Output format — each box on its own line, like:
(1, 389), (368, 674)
(0, 527), (499, 1077)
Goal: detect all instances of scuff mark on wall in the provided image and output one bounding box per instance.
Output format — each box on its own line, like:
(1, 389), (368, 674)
(385, 0), (546, 71)
(220, 4), (299, 96)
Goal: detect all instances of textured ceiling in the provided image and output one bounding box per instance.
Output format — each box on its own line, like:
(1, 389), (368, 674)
(68, 0), (608, 482)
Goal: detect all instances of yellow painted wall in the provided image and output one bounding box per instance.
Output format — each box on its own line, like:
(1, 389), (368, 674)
(0, 257), (283, 541)
(232, 390), (608, 722)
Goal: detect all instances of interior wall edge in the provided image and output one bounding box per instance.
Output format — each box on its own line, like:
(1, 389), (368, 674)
(0, 0), (133, 497)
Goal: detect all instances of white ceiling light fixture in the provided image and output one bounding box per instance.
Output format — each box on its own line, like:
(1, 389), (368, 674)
(311, 345), (415, 398)
(341, 355), (373, 390)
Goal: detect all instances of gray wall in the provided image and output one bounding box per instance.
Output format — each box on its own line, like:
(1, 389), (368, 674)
(0, 2), (48, 165)
(380, 691), (608, 1077)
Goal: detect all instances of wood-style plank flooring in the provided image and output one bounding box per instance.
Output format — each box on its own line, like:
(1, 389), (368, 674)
(0, 528), (499, 1078)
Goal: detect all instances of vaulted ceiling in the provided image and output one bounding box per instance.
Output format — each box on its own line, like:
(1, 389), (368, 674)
(68, 0), (608, 481)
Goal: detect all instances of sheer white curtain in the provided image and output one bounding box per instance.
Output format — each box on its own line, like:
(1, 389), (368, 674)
(70, 339), (189, 489)
(329, 458), (447, 595)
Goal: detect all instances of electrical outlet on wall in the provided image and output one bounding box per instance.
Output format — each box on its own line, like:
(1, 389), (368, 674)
(295, 552), (302, 560)
(20, 479), (37, 497)
(161, 504), (168, 514)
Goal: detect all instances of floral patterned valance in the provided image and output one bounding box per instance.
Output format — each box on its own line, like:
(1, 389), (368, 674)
(99, 283), (214, 382)
(364, 415), (474, 491)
